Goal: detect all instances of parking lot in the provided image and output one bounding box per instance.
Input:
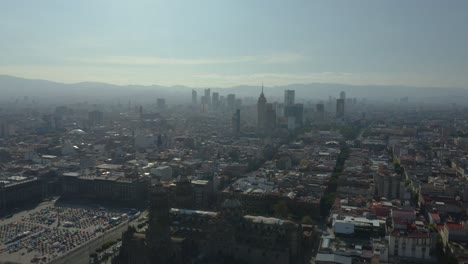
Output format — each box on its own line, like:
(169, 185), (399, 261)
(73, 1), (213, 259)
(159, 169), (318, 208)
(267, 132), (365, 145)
(0, 200), (136, 264)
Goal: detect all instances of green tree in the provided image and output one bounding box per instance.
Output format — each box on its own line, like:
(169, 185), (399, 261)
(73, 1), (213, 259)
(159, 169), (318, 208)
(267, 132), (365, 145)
(327, 177), (338, 193)
(320, 192), (336, 217)
(301, 215), (313, 225)
(435, 236), (458, 264)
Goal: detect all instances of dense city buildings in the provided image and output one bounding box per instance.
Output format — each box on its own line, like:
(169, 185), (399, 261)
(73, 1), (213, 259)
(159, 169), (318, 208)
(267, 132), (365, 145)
(114, 182), (305, 264)
(88, 110), (104, 127)
(2, 1), (468, 263)
(1, 83), (468, 264)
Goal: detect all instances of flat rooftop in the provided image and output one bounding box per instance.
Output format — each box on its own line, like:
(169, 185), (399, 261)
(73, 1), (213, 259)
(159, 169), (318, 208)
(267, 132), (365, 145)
(0, 200), (134, 264)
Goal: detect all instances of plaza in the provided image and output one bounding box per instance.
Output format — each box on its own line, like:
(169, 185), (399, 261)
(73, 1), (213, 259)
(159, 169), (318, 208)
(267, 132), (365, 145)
(0, 200), (133, 264)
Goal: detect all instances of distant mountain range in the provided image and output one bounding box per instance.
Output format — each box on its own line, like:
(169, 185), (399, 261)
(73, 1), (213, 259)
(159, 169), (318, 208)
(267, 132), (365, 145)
(0, 74), (467, 105)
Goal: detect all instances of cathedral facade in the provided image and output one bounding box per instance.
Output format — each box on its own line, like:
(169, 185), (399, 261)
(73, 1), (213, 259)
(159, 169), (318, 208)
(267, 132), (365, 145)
(114, 183), (304, 264)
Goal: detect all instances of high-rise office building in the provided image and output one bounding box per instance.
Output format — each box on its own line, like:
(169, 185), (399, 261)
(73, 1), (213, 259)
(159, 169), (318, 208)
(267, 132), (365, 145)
(275, 103), (285, 118)
(232, 109), (240, 135)
(192, 90), (197, 105)
(219, 96), (226, 109)
(200, 96), (208, 112)
(284, 90), (295, 106)
(265, 103), (277, 131)
(340, 91), (346, 100)
(285, 104), (303, 128)
(157, 98), (167, 110)
(257, 85), (267, 132)
(336, 99), (345, 118)
(212, 92), (219, 110)
(235, 98), (242, 109)
(227, 94), (236, 110)
(316, 103), (325, 121)
(204, 89), (211, 106)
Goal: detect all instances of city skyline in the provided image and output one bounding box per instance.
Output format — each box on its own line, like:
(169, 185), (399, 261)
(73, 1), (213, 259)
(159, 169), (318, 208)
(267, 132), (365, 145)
(2, 2), (468, 263)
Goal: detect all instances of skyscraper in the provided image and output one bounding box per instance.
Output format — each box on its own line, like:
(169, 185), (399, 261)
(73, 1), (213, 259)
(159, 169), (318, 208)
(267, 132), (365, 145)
(285, 104), (303, 128)
(235, 98), (242, 109)
(316, 103), (325, 121)
(284, 90), (295, 106)
(275, 103), (284, 118)
(284, 90), (302, 129)
(200, 96), (208, 112)
(219, 95), (226, 108)
(212, 92), (219, 110)
(340, 91), (346, 100)
(157, 98), (166, 110)
(257, 84), (267, 132)
(192, 90), (197, 105)
(204, 88), (211, 107)
(232, 109), (240, 136)
(227, 94), (236, 110)
(265, 103), (277, 132)
(336, 98), (345, 118)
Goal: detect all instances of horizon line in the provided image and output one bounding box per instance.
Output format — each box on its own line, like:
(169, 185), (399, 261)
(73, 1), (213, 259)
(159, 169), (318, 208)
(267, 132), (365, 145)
(0, 74), (464, 90)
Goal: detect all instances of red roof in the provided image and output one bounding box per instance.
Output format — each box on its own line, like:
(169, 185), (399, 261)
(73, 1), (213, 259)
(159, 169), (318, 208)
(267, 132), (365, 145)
(446, 223), (464, 230)
(392, 209), (415, 215)
(374, 206), (391, 217)
(407, 232), (431, 238)
(391, 229), (431, 238)
(423, 196), (433, 203)
(392, 217), (409, 225)
(430, 213), (440, 221)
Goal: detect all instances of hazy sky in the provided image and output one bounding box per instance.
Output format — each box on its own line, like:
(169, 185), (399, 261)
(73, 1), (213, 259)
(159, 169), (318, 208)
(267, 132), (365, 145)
(1, 0), (468, 88)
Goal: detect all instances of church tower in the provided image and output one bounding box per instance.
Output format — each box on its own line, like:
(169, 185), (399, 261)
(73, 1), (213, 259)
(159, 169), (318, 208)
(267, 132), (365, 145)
(174, 175), (193, 209)
(147, 181), (173, 263)
(257, 83), (267, 132)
